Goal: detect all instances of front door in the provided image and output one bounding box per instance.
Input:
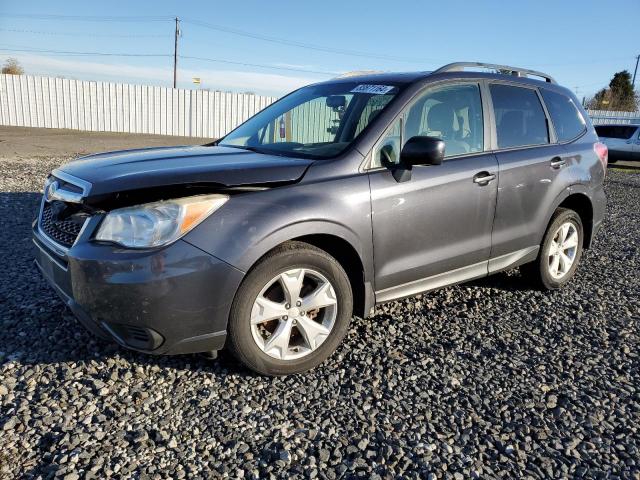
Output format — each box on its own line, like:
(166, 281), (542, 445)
(368, 82), (498, 301)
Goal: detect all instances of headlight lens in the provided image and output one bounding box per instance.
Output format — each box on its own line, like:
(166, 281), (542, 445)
(95, 194), (228, 248)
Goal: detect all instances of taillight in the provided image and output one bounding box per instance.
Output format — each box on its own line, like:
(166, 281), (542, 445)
(594, 142), (608, 175)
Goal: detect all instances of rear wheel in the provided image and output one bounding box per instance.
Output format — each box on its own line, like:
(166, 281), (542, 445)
(521, 208), (584, 290)
(228, 242), (352, 375)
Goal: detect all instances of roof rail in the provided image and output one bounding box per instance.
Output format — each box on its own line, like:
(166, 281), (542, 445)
(433, 62), (556, 84)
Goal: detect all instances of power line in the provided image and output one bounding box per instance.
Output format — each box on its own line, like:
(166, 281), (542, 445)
(3, 13), (442, 64)
(4, 13), (631, 70)
(0, 46), (339, 75)
(0, 46), (171, 58)
(526, 56), (637, 67)
(180, 18), (441, 65)
(0, 28), (169, 38)
(0, 13), (172, 22)
(180, 55), (338, 75)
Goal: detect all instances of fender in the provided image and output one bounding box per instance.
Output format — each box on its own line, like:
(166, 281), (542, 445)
(242, 218), (372, 279)
(183, 172), (376, 295)
(239, 218), (377, 317)
(537, 183), (594, 246)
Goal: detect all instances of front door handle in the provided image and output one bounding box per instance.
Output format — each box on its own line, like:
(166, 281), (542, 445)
(550, 157), (566, 169)
(473, 172), (496, 185)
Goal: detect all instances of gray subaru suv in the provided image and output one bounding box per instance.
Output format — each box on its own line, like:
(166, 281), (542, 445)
(33, 62), (607, 375)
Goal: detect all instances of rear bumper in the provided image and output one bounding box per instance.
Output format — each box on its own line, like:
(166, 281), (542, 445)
(33, 224), (244, 355)
(590, 184), (607, 246)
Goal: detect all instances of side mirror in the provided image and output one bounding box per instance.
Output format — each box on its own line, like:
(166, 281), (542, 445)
(400, 136), (445, 166)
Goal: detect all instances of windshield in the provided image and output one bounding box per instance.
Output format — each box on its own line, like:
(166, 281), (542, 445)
(219, 81), (403, 159)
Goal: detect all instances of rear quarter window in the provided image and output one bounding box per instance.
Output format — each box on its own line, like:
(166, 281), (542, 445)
(595, 125), (639, 139)
(540, 89), (586, 142)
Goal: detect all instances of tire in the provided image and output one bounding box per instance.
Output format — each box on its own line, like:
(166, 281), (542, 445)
(520, 208), (584, 290)
(228, 241), (353, 375)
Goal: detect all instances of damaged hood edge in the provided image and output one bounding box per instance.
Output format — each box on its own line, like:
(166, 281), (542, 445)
(53, 145), (316, 200)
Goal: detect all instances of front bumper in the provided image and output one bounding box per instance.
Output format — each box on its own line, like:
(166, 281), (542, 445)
(33, 223), (244, 355)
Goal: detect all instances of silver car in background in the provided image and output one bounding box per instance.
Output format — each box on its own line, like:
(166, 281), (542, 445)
(595, 124), (640, 162)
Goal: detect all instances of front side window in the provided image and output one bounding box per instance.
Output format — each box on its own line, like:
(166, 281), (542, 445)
(404, 83), (484, 158)
(370, 83), (484, 168)
(490, 84), (549, 149)
(372, 118), (402, 168)
(219, 82), (402, 159)
(540, 89), (586, 142)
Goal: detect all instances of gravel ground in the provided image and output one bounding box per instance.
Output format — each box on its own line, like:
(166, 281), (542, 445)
(0, 149), (639, 479)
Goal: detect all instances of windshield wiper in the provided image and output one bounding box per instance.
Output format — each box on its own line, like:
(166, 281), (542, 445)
(222, 144), (267, 154)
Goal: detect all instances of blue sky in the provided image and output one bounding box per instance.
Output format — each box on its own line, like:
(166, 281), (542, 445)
(0, 0), (638, 97)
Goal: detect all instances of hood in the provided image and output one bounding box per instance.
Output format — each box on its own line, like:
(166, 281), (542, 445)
(55, 145), (314, 198)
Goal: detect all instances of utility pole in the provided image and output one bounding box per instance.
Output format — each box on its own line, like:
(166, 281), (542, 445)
(173, 17), (180, 89)
(633, 54), (639, 90)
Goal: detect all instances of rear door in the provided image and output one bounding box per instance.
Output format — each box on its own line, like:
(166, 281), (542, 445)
(488, 83), (569, 269)
(368, 82), (498, 300)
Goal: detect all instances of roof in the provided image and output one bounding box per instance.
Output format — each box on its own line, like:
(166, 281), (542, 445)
(326, 71), (434, 85)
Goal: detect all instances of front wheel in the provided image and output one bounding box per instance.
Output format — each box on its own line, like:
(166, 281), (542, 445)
(521, 208), (584, 290)
(228, 242), (353, 375)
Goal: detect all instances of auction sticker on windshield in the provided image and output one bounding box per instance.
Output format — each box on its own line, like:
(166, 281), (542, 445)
(351, 84), (395, 95)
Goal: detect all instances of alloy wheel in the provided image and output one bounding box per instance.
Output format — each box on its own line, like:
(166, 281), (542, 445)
(250, 268), (338, 360)
(547, 221), (579, 279)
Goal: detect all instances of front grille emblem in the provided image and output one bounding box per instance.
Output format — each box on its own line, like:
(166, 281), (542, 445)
(45, 180), (59, 203)
(43, 178), (84, 204)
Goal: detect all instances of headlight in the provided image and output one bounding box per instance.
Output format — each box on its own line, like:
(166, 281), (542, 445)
(95, 194), (228, 248)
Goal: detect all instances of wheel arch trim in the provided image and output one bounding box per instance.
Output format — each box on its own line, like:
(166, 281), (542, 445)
(542, 185), (595, 248)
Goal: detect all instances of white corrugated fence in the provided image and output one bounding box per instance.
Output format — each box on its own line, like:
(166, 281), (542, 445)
(0, 73), (277, 138)
(586, 109), (640, 125)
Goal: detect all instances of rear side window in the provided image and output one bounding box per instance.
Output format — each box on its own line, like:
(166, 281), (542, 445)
(490, 84), (549, 149)
(595, 125), (638, 139)
(540, 89), (586, 142)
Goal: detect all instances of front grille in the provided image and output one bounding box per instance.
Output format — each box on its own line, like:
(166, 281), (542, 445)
(40, 202), (85, 248)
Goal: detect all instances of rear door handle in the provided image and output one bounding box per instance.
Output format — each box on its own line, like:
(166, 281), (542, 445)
(473, 172), (496, 185)
(550, 157), (566, 169)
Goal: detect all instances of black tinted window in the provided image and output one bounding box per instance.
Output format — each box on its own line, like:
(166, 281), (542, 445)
(595, 125), (639, 139)
(490, 84), (549, 149)
(540, 89), (586, 142)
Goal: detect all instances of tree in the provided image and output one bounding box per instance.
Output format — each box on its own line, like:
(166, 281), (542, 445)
(587, 70), (637, 111)
(1, 58), (24, 75)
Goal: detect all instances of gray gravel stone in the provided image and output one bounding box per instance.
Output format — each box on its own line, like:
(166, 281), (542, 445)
(0, 156), (639, 479)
